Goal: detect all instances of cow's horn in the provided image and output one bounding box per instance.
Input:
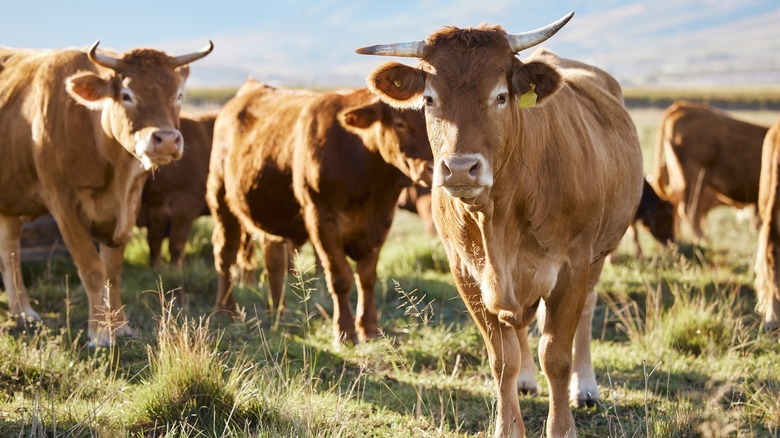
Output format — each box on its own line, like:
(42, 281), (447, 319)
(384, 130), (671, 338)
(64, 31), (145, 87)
(170, 40), (214, 67)
(507, 11), (574, 53)
(354, 40), (425, 58)
(88, 41), (120, 69)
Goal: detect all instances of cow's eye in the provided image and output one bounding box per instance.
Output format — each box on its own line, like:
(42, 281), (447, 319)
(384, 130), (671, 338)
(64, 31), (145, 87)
(394, 120), (408, 130)
(424, 95), (434, 106)
(121, 92), (134, 104)
(496, 93), (507, 105)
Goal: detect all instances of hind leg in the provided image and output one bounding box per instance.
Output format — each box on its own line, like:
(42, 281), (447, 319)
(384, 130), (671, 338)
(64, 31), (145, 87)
(0, 215), (40, 323)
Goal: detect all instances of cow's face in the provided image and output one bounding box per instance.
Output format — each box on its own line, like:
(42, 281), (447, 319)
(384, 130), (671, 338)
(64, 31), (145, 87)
(361, 29), (563, 206)
(340, 97), (433, 187)
(356, 15), (572, 207)
(66, 42), (212, 170)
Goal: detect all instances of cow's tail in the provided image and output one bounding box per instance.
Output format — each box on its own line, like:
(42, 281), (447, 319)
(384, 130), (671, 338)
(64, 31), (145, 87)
(754, 125), (780, 327)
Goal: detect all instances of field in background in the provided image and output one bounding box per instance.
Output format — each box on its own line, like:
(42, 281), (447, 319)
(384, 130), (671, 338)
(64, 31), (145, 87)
(1, 97), (780, 436)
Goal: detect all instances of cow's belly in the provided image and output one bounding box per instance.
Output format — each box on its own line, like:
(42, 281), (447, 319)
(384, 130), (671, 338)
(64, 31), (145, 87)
(231, 175), (308, 244)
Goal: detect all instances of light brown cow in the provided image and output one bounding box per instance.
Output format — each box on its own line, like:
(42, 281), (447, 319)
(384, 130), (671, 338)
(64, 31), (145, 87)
(207, 80), (432, 344)
(0, 41), (212, 346)
(653, 100), (768, 239)
(137, 113), (217, 268)
(357, 12), (643, 437)
(753, 119), (780, 331)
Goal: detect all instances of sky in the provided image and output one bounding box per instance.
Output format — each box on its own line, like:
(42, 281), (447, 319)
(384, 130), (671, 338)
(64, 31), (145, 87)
(1, 0), (778, 88)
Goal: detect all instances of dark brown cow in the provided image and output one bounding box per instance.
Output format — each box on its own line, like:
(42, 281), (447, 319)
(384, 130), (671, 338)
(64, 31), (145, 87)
(357, 12), (643, 437)
(653, 101), (768, 239)
(397, 186), (435, 235)
(137, 113), (216, 268)
(0, 41), (212, 346)
(207, 80), (432, 344)
(629, 178), (675, 255)
(753, 119), (780, 331)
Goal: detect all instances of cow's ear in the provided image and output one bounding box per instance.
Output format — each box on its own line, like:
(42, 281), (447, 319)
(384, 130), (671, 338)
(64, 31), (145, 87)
(511, 61), (563, 106)
(340, 103), (381, 130)
(367, 62), (426, 110)
(66, 72), (112, 110)
(176, 65), (190, 82)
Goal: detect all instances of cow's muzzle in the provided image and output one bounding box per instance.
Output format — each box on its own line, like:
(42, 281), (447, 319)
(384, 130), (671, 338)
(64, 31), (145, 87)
(434, 154), (493, 201)
(409, 160), (434, 188)
(135, 128), (184, 170)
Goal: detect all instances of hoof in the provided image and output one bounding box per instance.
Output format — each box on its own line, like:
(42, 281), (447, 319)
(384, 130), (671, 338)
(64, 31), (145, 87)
(518, 385), (538, 396)
(573, 392), (599, 408)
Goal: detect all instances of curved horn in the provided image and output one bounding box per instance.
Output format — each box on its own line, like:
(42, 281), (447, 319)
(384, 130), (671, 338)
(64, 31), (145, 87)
(355, 40), (425, 58)
(170, 40), (214, 67)
(508, 11), (574, 53)
(88, 40), (120, 69)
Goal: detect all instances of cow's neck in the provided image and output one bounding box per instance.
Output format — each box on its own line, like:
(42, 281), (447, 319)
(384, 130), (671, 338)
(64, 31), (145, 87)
(79, 134), (149, 246)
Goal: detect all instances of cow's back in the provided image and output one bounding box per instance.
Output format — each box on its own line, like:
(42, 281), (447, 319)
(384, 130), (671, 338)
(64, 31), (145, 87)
(0, 47), (96, 216)
(520, 50), (643, 258)
(210, 85), (313, 242)
(661, 101), (767, 205)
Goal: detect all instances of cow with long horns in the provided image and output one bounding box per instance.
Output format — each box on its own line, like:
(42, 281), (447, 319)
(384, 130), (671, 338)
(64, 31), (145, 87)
(0, 41), (212, 346)
(357, 12), (643, 437)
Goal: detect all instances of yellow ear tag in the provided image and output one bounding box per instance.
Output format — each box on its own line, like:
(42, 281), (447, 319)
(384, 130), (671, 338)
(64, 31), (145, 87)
(519, 83), (537, 108)
(393, 79), (402, 88)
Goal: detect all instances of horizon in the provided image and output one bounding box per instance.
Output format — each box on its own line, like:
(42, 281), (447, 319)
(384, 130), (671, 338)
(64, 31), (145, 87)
(2, 1), (778, 89)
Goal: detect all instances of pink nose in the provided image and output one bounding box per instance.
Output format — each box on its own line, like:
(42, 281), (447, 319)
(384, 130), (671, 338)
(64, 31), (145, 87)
(150, 129), (183, 158)
(437, 156), (481, 187)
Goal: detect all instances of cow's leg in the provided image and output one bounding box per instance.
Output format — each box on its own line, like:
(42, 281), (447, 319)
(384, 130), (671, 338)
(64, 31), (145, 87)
(452, 269), (524, 437)
(569, 288), (599, 406)
(539, 267), (589, 438)
(355, 247), (381, 341)
(211, 198), (242, 315)
(515, 326), (538, 395)
(99, 242), (134, 339)
(49, 208), (118, 346)
(259, 233), (287, 311)
(168, 213), (195, 269)
(306, 208), (357, 344)
(146, 213), (168, 269)
(0, 215), (40, 322)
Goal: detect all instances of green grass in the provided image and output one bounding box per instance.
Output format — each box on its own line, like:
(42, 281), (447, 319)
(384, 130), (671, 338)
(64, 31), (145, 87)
(2, 108), (780, 436)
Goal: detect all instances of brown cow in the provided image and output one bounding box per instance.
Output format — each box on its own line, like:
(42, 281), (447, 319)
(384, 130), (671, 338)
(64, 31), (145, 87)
(357, 12), (643, 437)
(207, 80), (432, 344)
(0, 41), (212, 346)
(629, 178), (675, 255)
(137, 113), (217, 268)
(653, 101), (768, 239)
(397, 186), (435, 235)
(753, 119), (780, 331)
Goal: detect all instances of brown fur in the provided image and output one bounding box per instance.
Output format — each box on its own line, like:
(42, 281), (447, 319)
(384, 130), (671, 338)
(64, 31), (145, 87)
(137, 113), (217, 268)
(0, 43), (209, 346)
(652, 101), (768, 239)
(207, 81), (432, 344)
(397, 186), (436, 235)
(365, 28), (642, 436)
(754, 119), (780, 330)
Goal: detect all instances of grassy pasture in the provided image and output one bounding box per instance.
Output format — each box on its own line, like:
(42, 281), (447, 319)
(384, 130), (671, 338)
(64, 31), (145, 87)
(1, 104), (780, 437)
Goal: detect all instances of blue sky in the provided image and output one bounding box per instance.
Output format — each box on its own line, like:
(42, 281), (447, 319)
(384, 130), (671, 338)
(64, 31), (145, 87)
(2, 1), (778, 88)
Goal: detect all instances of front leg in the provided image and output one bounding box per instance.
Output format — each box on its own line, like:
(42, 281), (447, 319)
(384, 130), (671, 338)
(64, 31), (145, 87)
(99, 242), (135, 339)
(304, 205), (357, 344)
(451, 267), (525, 438)
(49, 204), (114, 347)
(354, 247), (381, 341)
(539, 265), (590, 438)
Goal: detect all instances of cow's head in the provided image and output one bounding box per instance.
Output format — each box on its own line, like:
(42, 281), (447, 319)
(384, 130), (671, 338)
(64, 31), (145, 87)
(356, 13), (572, 205)
(636, 178), (675, 245)
(66, 41), (213, 170)
(340, 92), (433, 187)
